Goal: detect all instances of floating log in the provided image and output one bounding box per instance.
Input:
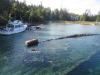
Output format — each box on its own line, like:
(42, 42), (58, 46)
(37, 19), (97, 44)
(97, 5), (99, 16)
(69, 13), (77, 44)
(42, 33), (100, 42)
(25, 33), (100, 46)
(25, 39), (39, 46)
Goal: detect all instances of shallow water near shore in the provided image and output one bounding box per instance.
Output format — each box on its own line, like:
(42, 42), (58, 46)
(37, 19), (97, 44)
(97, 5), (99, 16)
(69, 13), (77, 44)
(0, 23), (100, 75)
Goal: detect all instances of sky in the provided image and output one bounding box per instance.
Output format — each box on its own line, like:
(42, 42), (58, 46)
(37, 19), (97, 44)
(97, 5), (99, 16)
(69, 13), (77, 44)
(18, 0), (100, 15)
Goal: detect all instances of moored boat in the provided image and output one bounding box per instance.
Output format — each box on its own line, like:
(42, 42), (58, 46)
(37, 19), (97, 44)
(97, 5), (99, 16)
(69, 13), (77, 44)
(0, 20), (27, 35)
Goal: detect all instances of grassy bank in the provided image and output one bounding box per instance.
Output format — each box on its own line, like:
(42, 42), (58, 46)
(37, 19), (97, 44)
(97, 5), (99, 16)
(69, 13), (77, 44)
(54, 21), (100, 25)
(27, 21), (100, 26)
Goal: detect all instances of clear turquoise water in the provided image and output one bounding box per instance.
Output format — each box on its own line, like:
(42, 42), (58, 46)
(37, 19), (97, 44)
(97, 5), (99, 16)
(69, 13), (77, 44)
(0, 23), (100, 75)
(67, 50), (100, 75)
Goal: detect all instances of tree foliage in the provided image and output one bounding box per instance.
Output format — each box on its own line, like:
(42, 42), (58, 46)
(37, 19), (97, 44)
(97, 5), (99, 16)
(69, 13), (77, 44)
(80, 10), (97, 21)
(96, 12), (100, 22)
(0, 0), (100, 25)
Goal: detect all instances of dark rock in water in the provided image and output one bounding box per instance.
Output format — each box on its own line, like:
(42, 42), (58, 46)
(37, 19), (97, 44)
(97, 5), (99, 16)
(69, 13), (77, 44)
(32, 49), (37, 51)
(35, 26), (41, 30)
(27, 26), (42, 31)
(25, 39), (39, 47)
(31, 48), (39, 51)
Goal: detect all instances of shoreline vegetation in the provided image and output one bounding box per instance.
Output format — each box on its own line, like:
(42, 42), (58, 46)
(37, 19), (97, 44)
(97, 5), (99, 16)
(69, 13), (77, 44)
(0, 0), (100, 26)
(49, 21), (100, 25)
(22, 21), (100, 27)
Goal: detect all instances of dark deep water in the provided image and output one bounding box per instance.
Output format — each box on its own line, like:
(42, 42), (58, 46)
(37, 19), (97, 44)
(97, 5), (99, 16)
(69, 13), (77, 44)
(0, 23), (100, 75)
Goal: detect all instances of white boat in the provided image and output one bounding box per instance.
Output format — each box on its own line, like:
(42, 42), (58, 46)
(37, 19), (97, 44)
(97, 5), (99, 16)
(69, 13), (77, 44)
(0, 20), (27, 35)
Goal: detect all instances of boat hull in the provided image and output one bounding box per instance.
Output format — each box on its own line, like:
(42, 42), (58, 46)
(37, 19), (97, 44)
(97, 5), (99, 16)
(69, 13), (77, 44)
(0, 25), (27, 35)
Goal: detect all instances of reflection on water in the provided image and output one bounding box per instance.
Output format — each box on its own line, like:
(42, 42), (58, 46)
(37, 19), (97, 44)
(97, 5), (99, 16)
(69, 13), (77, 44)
(0, 23), (100, 75)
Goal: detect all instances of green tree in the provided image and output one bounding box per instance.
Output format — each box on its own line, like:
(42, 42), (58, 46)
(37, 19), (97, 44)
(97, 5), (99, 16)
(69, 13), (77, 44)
(96, 12), (100, 22)
(0, 0), (13, 26)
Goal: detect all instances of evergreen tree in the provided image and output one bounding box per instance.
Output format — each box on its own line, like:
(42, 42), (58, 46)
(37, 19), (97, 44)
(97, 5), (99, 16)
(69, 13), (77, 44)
(96, 12), (100, 22)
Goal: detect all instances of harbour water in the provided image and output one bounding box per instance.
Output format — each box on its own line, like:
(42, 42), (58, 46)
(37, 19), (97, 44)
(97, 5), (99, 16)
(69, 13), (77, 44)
(0, 23), (100, 75)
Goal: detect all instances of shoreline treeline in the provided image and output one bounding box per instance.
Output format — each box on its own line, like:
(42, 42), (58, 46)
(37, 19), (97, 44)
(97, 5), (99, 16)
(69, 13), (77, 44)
(0, 0), (100, 25)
